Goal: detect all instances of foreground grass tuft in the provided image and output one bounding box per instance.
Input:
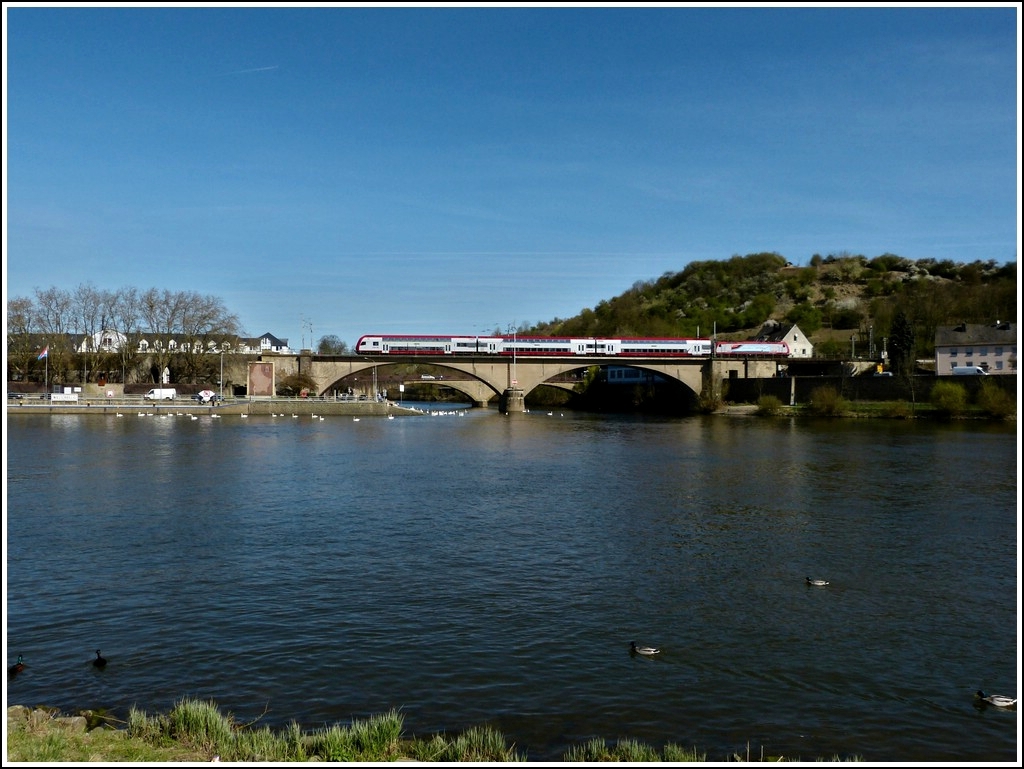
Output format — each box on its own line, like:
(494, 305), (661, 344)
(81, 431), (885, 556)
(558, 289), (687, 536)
(563, 736), (705, 762)
(408, 724), (525, 762)
(7, 700), (863, 762)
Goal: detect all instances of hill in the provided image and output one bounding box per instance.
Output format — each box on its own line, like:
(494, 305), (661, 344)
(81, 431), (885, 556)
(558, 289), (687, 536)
(525, 252), (1017, 358)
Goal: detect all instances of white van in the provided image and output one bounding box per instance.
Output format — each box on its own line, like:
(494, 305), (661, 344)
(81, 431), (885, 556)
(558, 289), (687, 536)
(144, 388), (177, 400)
(951, 366), (988, 376)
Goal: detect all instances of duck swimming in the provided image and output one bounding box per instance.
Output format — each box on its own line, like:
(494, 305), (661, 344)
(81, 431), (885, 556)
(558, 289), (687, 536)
(9, 655), (25, 680)
(976, 691), (1016, 708)
(806, 577), (829, 586)
(93, 650), (107, 669)
(630, 641), (660, 656)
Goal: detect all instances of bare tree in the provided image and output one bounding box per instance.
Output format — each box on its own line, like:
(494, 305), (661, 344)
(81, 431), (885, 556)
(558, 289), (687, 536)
(33, 286), (73, 383)
(6, 295), (36, 381)
(316, 334), (349, 354)
(176, 292), (241, 383)
(108, 287), (145, 383)
(71, 282), (115, 383)
(140, 288), (184, 384)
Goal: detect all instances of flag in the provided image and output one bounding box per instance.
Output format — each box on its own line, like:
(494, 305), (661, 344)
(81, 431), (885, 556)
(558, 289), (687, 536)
(37, 346), (48, 360)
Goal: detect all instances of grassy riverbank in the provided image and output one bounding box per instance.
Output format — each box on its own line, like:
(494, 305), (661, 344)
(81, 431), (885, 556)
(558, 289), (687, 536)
(6, 699), (863, 762)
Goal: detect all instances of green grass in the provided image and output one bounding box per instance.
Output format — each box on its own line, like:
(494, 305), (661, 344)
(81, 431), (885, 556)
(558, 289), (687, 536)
(7, 699), (865, 763)
(563, 736), (705, 762)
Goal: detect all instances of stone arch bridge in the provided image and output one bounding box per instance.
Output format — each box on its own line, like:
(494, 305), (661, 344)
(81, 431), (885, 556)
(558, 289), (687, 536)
(268, 353), (780, 412)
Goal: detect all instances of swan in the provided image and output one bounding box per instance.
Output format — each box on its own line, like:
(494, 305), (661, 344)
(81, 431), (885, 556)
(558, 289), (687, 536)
(806, 577), (829, 586)
(976, 691), (1016, 708)
(630, 641), (660, 655)
(93, 650), (107, 669)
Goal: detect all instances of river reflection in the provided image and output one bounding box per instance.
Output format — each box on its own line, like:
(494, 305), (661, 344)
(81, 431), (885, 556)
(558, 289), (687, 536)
(5, 409), (1019, 761)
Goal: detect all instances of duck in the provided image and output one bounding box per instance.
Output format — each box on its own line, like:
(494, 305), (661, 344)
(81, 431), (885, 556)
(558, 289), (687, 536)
(806, 577), (829, 586)
(630, 641), (660, 656)
(9, 655), (25, 680)
(976, 690), (1016, 708)
(92, 649), (107, 669)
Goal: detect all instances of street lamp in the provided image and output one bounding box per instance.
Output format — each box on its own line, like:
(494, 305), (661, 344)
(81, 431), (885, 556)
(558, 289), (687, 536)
(507, 322), (518, 387)
(219, 350), (224, 401)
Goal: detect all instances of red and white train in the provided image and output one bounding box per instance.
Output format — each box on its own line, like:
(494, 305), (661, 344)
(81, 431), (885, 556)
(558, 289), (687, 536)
(355, 334), (789, 357)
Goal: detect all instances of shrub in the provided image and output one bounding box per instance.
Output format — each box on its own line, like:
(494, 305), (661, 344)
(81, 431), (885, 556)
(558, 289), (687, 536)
(976, 380), (1015, 419)
(808, 386), (846, 416)
(756, 394), (783, 416)
(930, 381), (967, 417)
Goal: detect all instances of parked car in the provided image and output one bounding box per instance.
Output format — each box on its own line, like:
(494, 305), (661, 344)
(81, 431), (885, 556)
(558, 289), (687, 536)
(7, 393), (25, 399)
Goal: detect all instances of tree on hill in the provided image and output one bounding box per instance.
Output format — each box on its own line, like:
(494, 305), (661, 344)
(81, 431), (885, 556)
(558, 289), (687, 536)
(524, 252), (1016, 352)
(888, 310), (915, 376)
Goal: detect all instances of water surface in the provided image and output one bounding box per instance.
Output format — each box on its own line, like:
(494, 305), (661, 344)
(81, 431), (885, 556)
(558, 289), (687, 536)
(5, 409), (1019, 761)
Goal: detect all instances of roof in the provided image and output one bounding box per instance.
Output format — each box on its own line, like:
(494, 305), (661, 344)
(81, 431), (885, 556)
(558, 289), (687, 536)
(254, 332), (289, 346)
(934, 322), (1016, 347)
(755, 321), (805, 343)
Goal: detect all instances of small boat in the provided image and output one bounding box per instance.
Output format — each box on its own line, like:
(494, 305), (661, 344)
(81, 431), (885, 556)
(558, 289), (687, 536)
(806, 577), (829, 586)
(976, 690), (1016, 708)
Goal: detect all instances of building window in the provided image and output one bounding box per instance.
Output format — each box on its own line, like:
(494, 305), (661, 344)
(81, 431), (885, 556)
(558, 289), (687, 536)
(949, 348), (957, 357)
(995, 346), (1003, 356)
(996, 361), (1004, 371)
(965, 347), (973, 356)
(979, 347), (988, 356)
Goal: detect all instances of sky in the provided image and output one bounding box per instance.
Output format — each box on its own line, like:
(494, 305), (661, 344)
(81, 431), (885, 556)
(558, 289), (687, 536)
(4, 4), (1020, 350)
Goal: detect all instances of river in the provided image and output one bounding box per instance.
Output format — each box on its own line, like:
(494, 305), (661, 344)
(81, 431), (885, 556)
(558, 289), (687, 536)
(4, 408), (1019, 761)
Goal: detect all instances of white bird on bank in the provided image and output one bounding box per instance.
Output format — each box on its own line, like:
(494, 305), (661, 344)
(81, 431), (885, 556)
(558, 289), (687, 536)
(976, 691), (1017, 708)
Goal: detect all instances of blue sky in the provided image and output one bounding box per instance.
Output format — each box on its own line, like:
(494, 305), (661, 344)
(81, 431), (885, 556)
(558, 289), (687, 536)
(4, 5), (1020, 349)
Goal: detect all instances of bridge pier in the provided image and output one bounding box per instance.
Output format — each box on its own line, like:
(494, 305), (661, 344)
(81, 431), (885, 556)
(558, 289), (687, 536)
(499, 387), (525, 414)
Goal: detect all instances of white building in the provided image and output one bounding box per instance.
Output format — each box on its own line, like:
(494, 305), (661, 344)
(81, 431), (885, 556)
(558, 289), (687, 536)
(755, 321), (813, 358)
(934, 322), (1016, 375)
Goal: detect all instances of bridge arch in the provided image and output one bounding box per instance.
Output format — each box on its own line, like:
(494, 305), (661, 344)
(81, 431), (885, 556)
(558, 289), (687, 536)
(301, 355), (710, 407)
